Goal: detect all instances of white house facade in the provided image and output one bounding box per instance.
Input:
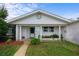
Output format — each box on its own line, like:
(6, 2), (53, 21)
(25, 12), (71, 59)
(8, 9), (79, 42)
(65, 20), (79, 44)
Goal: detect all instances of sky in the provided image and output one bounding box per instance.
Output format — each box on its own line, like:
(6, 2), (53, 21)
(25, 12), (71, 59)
(1, 3), (79, 20)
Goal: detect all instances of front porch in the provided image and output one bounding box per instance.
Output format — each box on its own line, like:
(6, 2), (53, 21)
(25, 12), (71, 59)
(15, 25), (64, 41)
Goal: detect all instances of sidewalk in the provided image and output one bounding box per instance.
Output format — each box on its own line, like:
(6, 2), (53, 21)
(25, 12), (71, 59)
(14, 40), (30, 56)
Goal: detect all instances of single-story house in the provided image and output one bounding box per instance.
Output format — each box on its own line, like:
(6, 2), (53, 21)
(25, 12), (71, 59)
(6, 9), (79, 44)
(65, 20), (79, 44)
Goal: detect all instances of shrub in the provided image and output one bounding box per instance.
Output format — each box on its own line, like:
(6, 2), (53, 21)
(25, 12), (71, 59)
(51, 34), (59, 38)
(31, 38), (40, 45)
(6, 39), (12, 44)
(42, 35), (51, 38)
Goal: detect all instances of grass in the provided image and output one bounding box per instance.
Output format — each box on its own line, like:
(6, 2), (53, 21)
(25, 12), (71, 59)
(0, 45), (21, 56)
(0, 41), (23, 56)
(26, 40), (79, 56)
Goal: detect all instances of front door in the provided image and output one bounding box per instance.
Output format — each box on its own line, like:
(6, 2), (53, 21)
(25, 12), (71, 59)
(30, 27), (35, 38)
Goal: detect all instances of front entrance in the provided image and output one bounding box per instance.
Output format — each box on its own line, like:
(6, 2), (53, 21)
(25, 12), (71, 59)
(30, 27), (35, 38)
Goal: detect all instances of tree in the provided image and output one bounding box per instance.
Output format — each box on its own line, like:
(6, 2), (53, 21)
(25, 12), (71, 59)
(0, 5), (8, 19)
(0, 18), (8, 36)
(0, 5), (8, 41)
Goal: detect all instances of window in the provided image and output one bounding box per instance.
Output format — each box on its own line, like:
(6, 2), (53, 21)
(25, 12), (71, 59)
(43, 27), (54, 32)
(43, 27), (48, 32)
(49, 27), (54, 32)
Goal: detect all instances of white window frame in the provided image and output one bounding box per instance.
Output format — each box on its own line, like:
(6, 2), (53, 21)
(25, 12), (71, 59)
(49, 27), (54, 32)
(43, 27), (54, 32)
(43, 27), (48, 32)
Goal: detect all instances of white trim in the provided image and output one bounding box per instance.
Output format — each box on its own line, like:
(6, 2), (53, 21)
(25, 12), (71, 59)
(40, 26), (42, 39)
(16, 25), (18, 41)
(19, 25), (22, 40)
(59, 26), (61, 40)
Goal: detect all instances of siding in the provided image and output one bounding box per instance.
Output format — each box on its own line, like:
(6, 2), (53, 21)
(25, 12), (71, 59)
(21, 26), (30, 39)
(11, 13), (67, 25)
(65, 22), (79, 45)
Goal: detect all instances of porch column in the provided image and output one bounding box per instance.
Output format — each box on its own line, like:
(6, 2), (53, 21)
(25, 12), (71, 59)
(40, 26), (42, 40)
(19, 25), (22, 41)
(59, 26), (61, 40)
(16, 25), (18, 41)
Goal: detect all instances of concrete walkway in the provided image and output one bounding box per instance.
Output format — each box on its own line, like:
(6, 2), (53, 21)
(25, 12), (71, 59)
(14, 40), (30, 56)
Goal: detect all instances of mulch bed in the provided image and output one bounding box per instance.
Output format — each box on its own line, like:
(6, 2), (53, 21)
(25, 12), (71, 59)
(0, 41), (24, 46)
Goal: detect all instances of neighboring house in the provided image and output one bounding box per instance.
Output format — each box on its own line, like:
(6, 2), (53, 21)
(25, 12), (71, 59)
(6, 9), (79, 44)
(65, 20), (79, 44)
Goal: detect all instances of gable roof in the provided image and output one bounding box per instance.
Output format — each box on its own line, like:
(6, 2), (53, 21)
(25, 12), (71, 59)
(68, 19), (79, 25)
(7, 9), (72, 23)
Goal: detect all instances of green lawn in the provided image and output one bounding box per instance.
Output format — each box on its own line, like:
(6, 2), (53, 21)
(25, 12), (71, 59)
(0, 45), (20, 56)
(26, 41), (79, 56)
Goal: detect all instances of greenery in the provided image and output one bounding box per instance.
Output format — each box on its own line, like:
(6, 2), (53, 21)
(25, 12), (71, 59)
(26, 41), (79, 56)
(51, 34), (59, 38)
(42, 34), (59, 38)
(0, 45), (20, 56)
(0, 18), (8, 35)
(31, 38), (40, 45)
(42, 35), (51, 38)
(0, 5), (8, 19)
(6, 39), (12, 43)
(0, 5), (9, 42)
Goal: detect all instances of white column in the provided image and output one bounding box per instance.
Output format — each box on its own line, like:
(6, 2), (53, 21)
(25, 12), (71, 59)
(59, 26), (61, 40)
(35, 26), (38, 38)
(16, 25), (18, 41)
(19, 25), (22, 41)
(40, 26), (42, 40)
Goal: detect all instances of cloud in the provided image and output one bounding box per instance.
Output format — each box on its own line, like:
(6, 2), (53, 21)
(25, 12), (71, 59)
(4, 3), (38, 19)
(27, 3), (38, 8)
(0, 3), (78, 20)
